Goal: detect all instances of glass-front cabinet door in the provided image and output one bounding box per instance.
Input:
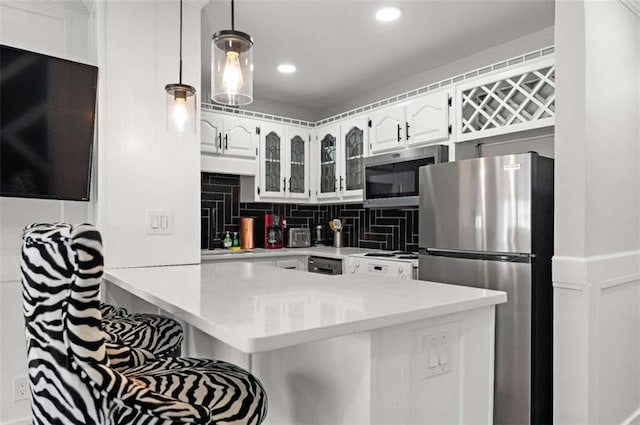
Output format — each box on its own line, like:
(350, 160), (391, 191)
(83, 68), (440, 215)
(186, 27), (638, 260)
(286, 127), (310, 199)
(259, 123), (286, 198)
(340, 117), (366, 198)
(316, 124), (340, 199)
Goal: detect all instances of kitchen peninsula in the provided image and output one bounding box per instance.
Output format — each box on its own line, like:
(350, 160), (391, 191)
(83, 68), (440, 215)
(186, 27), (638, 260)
(104, 262), (506, 425)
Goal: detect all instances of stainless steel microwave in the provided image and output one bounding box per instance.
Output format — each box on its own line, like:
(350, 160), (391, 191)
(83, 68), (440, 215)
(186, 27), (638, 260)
(363, 145), (449, 209)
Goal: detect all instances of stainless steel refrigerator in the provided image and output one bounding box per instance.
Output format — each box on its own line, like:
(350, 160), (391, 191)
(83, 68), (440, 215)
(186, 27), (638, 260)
(418, 152), (553, 425)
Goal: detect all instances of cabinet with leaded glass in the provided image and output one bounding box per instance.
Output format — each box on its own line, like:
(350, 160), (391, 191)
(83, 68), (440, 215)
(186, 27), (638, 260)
(339, 116), (366, 199)
(257, 123), (310, 200)
(286, 127), (311, 200)
(315, 124), (340, 200)
(258, 123), (286, 198)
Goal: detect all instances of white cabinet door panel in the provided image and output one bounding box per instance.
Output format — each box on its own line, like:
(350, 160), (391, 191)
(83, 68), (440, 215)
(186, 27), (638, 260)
(224, 116), (256, 158)
(369, 104), (406, 154)
(406, 91), (450, 147)
(259, 123), (287, 198)
(286, 127), (311, 200)
(201, 112), (223, 154)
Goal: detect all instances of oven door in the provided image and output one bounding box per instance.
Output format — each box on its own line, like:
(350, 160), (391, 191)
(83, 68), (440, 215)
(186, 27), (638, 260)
(363, 145), (448, 208)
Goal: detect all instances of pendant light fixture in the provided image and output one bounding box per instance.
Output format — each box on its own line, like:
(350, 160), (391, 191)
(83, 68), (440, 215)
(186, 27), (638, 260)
(211, 0), (254, 106)
(165, 0), (196, 133)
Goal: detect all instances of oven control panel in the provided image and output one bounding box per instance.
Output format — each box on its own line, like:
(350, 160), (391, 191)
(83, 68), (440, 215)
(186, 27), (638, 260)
(347, 257), (416, 280)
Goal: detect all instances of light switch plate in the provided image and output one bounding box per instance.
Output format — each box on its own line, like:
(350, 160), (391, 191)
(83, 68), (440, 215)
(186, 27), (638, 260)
(147, 210), (173, 234)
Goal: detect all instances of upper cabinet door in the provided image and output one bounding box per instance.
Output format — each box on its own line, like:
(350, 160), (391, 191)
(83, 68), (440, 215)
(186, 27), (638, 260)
(286, 127), (310, 200)
(201, 112), (223, 154)
(406, 91), (450, 147)
(316, 124), (340, 199)
(368, 104), (406, 154)
(223, 116), (256, 158)
(340, 117), (366, 199)
(259, 123), (286, 198)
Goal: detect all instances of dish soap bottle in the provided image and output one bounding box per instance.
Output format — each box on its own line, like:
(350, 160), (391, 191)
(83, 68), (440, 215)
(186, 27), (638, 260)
(223, 231), (232, 249)
(232, 232), (239, 247)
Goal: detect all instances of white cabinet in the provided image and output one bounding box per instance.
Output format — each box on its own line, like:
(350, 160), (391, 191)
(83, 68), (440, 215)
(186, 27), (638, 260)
(274, 257), (307, 271)
(316, 124), (341, 200)
(368, 104), (406, 154)
(406, 91), (451, 147)
(286, 127), (312, 200)
(258, 123), (310, 200)
(201, 111), (256, 159)
(368, 91), (452, 154)
(201, 112), (223, 154)
(339, 117), (366, 199)
(314, 118), (366, 201)
(455, 59), (555, 142)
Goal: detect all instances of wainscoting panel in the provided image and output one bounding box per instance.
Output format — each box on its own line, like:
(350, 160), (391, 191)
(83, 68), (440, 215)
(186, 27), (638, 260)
(201, 173), (420, 252)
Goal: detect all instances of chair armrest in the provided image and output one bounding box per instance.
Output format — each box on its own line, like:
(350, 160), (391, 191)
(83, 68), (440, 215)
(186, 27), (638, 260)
(105, 342), (155, 371)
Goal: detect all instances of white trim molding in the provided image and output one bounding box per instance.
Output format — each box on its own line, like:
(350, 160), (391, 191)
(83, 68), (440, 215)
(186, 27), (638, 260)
(552, 250), (640, 289)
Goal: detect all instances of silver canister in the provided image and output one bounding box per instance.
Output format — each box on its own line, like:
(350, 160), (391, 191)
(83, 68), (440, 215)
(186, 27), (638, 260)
(333, 231), (344, 248)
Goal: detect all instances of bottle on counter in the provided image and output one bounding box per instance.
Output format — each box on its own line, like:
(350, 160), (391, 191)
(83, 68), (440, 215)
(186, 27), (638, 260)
(232, 232), (239, 247)
(223, 231), (232, 249)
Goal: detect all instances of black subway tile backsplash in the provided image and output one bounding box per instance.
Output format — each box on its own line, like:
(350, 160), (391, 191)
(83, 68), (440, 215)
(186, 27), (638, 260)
(201, 172), (420, 252)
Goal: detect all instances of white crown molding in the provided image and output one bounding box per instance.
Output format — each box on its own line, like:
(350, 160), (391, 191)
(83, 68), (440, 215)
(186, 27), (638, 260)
(620, 0), (640, 17)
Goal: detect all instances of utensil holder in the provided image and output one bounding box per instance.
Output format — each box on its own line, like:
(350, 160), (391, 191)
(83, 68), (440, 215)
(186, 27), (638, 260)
(333, 231), (344, 248)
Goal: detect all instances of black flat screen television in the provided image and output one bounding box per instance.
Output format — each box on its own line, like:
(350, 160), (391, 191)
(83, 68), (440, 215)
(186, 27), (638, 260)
(0, 45), (98, 201)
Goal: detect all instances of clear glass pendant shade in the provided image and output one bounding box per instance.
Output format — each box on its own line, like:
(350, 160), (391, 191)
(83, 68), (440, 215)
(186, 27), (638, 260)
(165, 83), (196, 133)
(211, 30), (253, 106)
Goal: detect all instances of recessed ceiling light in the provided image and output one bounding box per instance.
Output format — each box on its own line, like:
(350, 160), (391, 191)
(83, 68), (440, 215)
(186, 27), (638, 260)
(376, 7), (402, 22)
(277, 64), (296, 74)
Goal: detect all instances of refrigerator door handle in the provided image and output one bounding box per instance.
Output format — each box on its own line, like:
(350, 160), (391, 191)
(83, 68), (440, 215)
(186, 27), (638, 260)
(420, 248), (534, 263)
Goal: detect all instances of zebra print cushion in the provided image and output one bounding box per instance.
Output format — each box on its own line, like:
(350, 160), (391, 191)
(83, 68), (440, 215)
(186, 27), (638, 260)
(99, 301), (184, 359)
(100, 302), (129, 319)
(102, 313), (184, 358)
(21, 223), (268, 425)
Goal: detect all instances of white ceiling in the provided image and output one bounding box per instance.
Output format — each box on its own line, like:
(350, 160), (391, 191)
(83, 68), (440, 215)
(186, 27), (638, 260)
(201, 0), (554, 111)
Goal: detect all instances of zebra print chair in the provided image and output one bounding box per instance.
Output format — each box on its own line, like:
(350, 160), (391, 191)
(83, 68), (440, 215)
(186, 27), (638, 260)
(99, 302), (185, 359)
(21, 223), (268, 424)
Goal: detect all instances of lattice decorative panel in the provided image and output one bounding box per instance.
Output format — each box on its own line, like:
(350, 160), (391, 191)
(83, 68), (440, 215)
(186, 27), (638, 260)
(460, 65), (555, 135)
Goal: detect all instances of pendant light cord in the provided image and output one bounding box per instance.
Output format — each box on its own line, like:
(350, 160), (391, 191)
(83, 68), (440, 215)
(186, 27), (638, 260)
(231, 0), (235, 31)
(179, 0), (183, 84)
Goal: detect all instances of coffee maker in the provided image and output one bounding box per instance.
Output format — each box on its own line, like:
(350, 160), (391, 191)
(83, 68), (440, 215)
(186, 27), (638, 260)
(264, 214), (284, 249)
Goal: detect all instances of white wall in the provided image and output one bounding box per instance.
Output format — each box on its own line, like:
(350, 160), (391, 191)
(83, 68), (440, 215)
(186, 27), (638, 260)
(94, 0), (203, 269)
(553, 1), (640, 424)
(0, 2), (92, 423)
(318, 26), (555, 119)
(0, 0), (204, 423)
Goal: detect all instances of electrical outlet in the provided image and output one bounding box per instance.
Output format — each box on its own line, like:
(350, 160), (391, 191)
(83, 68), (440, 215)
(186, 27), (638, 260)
(13, 376), (30, 401)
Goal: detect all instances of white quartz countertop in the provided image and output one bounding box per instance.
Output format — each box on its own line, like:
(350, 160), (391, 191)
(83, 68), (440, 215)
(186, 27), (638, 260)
(201, 246), (376, 260)
(104, 262), (506, 353)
